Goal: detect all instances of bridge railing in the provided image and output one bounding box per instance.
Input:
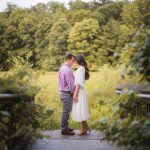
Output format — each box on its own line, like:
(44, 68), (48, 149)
(115, 84), (150, 117)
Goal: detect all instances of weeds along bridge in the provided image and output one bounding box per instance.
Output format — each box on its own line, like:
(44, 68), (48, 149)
(26, 130), (125, 150)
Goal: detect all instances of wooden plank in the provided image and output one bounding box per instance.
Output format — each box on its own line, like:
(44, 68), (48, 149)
(42, 130), (101, 140)
(27, 130), (125, 150)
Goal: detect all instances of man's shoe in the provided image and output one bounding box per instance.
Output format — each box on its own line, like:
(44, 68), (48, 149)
(61, 129), (75, 135)
(67, 127), (74, 132)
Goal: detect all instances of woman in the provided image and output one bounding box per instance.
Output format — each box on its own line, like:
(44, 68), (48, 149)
(71, 54), (90, 135)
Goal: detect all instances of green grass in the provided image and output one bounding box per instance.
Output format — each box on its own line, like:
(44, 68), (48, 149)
(32, 65), (142, 129)
(0, 65), (142, 129)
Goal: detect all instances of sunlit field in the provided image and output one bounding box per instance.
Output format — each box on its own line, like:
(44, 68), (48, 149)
(0, 65), (142, 130)
(28, 65), (142, 130)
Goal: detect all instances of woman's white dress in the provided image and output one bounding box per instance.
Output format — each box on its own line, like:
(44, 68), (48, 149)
(71, 66), (90, 122)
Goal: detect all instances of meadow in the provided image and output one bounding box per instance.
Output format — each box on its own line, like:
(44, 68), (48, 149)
(29, 65), (142, 130)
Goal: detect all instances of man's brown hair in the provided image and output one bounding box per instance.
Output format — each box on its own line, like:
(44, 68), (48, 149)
(65, 53), (75, 60)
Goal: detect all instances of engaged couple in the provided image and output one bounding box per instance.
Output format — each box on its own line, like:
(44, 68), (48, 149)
(58, 53), (90, 135)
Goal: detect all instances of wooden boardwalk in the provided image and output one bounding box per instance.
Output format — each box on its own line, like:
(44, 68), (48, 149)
(26, 130), (125, 150)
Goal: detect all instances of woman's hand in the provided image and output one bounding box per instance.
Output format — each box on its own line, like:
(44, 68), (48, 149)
(73, 84), (80, 102)
(73, 93), (78, 102)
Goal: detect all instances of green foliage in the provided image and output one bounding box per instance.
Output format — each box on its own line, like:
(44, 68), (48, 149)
(69, 0), (90, 10)
(131, 29), (150, 81)
(98, 9), (150, 148)
(101, 19), (136, 64)
(0, 94), (44, 150)
(67, 9), (96, 25)
(119, 26), (150, 81)
(46, 18), (70, 71)
(0, 1), (149, 149)
(135, 0), (150, 26)
(46, 1), (67, 14)
(1, 53), (37, 95)
(25, 65), (142, 130)
(96, 0), (123, 24)
(0, 56), (51, 150)
(121, 1), (141, 26)
(0, 0), (148, 71)
(68, 18), (102, 70)
(37, 105), (59, 130)
(99, 91), (150, 150)
(100, 117), (150, 150)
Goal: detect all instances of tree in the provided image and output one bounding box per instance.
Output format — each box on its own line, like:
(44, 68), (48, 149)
(121, 1), (141, 26)
(5, 2), (18, 17)
(101, 19), (136, 64)
(96, 1), (123, 24)
(0, 0), (148, 71)
(34, 17), (53, 69)
(47, 1), (67, 14)
(69, 0), (90, 10)
(0, 9), (25, 70)
(44, 18), (70, 71)
(67, 9), (95, 25)
(131, 29), (150, 80)
(68, 18), (102, 70)
(31, 3), (47, 13)
(18, 13), (38, 50)
(135, 0), (150, 26)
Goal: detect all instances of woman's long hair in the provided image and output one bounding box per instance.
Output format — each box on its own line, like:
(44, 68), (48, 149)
(75, 54), (90, 80)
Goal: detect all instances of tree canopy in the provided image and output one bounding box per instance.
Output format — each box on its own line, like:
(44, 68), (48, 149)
(0, 0), (149, 72)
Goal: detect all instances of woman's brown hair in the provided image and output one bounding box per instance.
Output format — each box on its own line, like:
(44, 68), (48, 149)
(75, 54), (90, 80)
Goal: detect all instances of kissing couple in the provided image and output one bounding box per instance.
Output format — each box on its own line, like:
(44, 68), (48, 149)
(58, 53), (90, 135)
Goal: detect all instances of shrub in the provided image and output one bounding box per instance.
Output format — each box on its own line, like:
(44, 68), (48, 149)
(0, 55), (50, 150)
(99, 91), (150, 150)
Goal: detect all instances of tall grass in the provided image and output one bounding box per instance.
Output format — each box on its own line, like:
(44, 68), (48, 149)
(1, 65), (142, 129)
(32, 65), (142, 129)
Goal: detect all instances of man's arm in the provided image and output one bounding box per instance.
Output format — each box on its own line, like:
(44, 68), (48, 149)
(65, 70), (75, 94)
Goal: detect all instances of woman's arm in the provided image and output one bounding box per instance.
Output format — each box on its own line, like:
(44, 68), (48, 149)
(73, 84), (80, 102)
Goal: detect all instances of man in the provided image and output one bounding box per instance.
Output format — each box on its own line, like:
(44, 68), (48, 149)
(58, 53), (75, 135)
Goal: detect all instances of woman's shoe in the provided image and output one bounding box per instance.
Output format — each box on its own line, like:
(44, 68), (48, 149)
(78, 129), (87, 135)
(78, 121), (90, 135)
(86, 127), (91, 132)
(83, 122), (91, 133)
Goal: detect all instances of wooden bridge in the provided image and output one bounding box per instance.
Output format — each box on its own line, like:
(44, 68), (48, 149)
(26, 130), (125, 150)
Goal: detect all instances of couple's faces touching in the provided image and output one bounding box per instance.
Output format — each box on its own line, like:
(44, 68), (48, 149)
(67, 57), (78, 67)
